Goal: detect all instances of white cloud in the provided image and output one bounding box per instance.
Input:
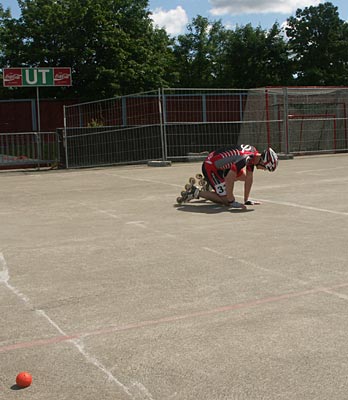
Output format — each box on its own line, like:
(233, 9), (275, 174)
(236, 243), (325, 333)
(209, 0), (321, 16)
(151, 6), (189, 35)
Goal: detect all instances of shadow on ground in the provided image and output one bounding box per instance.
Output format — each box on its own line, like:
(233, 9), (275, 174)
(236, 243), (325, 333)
(174, 201), (254, 214)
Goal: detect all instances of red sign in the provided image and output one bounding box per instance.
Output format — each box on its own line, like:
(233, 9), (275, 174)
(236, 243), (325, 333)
(54, 68), (72, 86)
(3, 68), (22, 87)
(2, 67), (72, 87)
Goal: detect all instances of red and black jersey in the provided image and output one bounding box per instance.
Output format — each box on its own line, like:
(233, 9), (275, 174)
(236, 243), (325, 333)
(206, 144), (259, 175)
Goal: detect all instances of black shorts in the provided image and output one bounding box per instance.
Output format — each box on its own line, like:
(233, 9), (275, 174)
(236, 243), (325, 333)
(202, 161), (227, 196)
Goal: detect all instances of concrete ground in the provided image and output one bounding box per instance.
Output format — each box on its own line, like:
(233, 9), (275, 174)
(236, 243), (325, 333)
(0, 154), (347, 400)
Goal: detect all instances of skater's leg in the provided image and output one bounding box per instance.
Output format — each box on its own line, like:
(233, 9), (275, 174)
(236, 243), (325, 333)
(199, 190), (246, 209)
(199, 190), (229, 205)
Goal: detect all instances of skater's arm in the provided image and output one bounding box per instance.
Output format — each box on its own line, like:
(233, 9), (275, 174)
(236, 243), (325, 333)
(244, 170), (261, 205)
(225, 169), (237, 202)
(244, 169), (253, 203)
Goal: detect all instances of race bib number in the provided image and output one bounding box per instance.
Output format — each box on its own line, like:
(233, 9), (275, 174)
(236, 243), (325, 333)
(241, 144), (252, 152)
(214, 183), (226, 196)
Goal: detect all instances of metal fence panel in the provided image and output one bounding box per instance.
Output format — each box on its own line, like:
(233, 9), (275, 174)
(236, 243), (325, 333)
(63, 87), (348, 168)
(63, 90), (164, 168)
(0, 132), (58, 170)
(63, 125), (163, 168)
(161, 88), (243, 159)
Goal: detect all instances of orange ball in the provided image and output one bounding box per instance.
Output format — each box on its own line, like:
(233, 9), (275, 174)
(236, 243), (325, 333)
(16, 371), (32, 388)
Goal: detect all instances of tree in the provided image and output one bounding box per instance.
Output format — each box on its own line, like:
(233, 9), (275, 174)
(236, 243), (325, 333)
(0, 4), (27, 98)
(286, 2), (348, 85)
(218, 23), (292, 88)
(0, 0), (176, 100)
(173, 16), (228, 88)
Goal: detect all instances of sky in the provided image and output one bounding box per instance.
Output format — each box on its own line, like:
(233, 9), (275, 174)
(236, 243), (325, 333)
(1, 0), (347, 36)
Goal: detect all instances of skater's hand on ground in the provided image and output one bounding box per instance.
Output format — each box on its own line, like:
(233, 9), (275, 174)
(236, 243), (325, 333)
(244, 200), (262, 205)
(229, 201), (247, 210)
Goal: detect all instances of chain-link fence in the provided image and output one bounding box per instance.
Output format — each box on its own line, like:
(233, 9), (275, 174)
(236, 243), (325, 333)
(63, 87), (348, 168)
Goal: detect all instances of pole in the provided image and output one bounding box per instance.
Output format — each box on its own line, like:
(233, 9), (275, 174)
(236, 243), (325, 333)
(283, 87), (289, 154)
(265, 89), (271, 147)
(36, 86), (42, 169)
(63, 105), (69, 169)
(158, 88), (167, 161)
(36, 86), (41, 132)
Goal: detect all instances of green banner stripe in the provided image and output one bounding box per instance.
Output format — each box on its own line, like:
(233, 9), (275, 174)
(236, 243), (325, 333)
(22, 68), (54, 86)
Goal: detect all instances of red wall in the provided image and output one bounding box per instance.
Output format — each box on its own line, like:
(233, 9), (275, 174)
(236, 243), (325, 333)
(0, 99), (78, 133)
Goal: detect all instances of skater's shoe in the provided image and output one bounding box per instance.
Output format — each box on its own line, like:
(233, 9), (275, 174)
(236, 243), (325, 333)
(177, 185), (200, 204)
(185, 185), (200, 202)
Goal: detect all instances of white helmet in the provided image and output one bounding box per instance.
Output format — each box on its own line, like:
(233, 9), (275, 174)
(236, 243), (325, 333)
(261, 148), (278, 172)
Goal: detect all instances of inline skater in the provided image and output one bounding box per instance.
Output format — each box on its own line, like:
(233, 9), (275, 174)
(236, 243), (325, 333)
(177, 145), (278, 209)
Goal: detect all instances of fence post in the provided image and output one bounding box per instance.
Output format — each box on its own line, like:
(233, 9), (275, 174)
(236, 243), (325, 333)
(265, 89), (271, 147)
(283, 87), (290, 154)
(33, 132), (41, 170)
(56, 128), (66, 168)
(63, 105), (69, 169)
(159, 88), (167, 161)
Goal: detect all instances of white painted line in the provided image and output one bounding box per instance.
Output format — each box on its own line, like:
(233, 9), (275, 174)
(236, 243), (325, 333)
(202, 247), (308, 285)
(126, 221), (146, 226)
(0, 252), (154, 400)
(0, 252), (9, 283)
(126, 221), (176, 238)
(323, 290), (348, 301)
(98, 171), (182, 188)
(202, 247), (348, 302)
(295, 166), (347, 174)
(0, 252), (30, 304)
(256, 198), (348, 217)
(36, 309), (136, 398)
(77, 201), (123, 220)
(95, 209), (121, 219)
(251, 176), (348, 193)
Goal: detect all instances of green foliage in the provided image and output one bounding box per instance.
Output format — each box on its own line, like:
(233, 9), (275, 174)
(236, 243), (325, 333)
(0, 0), (175, 99)
(218, 23), (293, 88)
(173, 18), (293, 88)
(173, 16), (228, 88)
(87, 118), (104, 127)
(0, 0), (347, 98)
(286, 2), (348, 85)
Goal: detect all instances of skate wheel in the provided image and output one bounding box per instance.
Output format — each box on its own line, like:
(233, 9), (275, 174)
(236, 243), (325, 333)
(184, 183), (192, 191)
(189, 177), (196, 185)
(181, 190), (186, 196)
(199, 179), (206, 186)
(195, 173), (203, 180)
(177, 197), (183, 204)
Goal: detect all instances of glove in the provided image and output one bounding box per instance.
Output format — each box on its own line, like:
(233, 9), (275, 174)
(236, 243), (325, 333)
(244, 200), (261, 205)
(229, 200), (246, 209)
